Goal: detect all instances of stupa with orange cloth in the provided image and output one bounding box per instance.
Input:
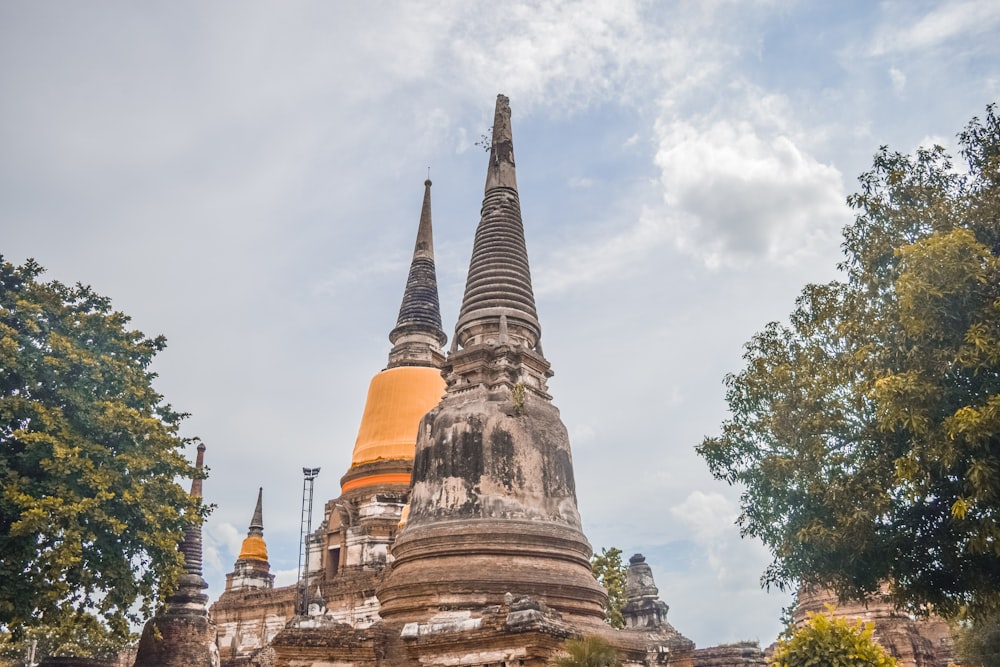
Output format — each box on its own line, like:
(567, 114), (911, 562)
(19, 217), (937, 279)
(307, 178), (447, 591)
(338, 177), (447, 496)
(225, 487), (274, 592)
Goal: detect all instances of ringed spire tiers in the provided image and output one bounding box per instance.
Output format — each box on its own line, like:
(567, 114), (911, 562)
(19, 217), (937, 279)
(388, 178), (447, 369)
(453, 94), (542, 353)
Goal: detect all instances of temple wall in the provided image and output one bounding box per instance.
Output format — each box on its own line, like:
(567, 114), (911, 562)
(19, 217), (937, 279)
(212, 585), (297, 665)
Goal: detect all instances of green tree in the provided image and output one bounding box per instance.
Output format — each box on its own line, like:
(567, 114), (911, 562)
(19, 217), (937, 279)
(771, 608), (897, 667)
(0, 257), (205, 650)
(552, 636), (621, 667)
(697, 105), (1000, 618)
(0, 611), (133, 663)
(953, 609), (1000, 667)
(591, 547), (627, 629)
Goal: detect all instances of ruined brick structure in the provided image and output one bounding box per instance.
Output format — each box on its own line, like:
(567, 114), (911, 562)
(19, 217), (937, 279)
(792, 586), (953, 667)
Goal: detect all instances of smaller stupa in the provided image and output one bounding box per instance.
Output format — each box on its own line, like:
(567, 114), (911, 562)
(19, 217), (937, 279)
(225, 488), (274, 592)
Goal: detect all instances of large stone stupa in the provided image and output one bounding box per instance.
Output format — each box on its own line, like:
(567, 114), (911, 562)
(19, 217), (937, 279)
(376, 94), (608, 627)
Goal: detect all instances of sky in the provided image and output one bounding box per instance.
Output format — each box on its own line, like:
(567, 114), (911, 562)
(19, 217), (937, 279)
(2, 0), (998, 649)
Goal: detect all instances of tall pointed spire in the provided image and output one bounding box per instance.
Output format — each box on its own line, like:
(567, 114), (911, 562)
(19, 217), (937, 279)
(454, 94), (541, 353)
(377, 94), (606, 627)
(387, 179), (447, 369)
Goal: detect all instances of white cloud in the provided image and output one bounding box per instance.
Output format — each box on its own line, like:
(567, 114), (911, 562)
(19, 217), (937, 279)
(889, 67), (906, 95)
(204, 521), (243, 575)
(533, 211), (669, 294)
(870, 0), (1000, 56)
(446, 0), (654, 111)
(671, 491), (738, 544)
(671, 491), (772, 591)
(653, 117), (847, 269)
(272, 567), (300, 588)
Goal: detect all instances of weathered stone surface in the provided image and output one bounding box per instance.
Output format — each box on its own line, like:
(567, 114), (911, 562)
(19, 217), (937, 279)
(377, 358), (606, 624)
(212, 585), (296, 666)
(134, 615), (219, 667)
(269, 623), (380, 667)
(693, 643), (767, 667)
(620, 553), (694, 658)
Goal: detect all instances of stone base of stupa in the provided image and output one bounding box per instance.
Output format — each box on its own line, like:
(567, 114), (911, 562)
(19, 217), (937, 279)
(133, 612), (219, 667)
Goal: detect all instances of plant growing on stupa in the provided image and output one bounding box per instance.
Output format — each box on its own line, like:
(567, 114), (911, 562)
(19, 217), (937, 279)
(591, 547), (627, 629)
(552, 635), (621, 667)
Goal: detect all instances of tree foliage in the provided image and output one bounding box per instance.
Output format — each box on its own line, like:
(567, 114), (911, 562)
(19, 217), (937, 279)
(591, 547), (627, 629)
(0, 611), (131, 663)
(552, 636), (621, 667)
(0, 257), (205, 647)
(771, 608), (897, 667)
(953, 609), (1000, 667)
(697, 105), (1000, 618)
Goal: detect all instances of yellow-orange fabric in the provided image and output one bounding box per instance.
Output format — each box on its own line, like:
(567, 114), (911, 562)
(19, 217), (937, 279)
(237, 535), (268, 562)
(341, 473), (412, 493)
(349, 366), (445, 469)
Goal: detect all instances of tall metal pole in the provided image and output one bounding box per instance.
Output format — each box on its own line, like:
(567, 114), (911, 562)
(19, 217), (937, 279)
(297, 466), (320, 615)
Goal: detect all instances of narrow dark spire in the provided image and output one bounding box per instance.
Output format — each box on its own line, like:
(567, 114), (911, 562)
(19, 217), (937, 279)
(248, 487), (264, 537)
(454, 94), (541, 351)
(179, 443), (206, 578)
(387, 179), (447, 368)
(163, 443), (209, 616)
(190, 442), (205, 499)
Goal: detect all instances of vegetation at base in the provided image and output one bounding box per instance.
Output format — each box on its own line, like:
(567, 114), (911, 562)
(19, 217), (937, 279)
(0, 257), (206, 651)
(698, 104), (1000, 618)
(591, 547), (627, 629)
(771, 608), (897, 667)
(0, 612), (133, 663)
(552, 635), (621, 667)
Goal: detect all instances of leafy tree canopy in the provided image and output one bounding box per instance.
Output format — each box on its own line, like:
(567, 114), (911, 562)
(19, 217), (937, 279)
(771, 608), (897, 667)
(698, 104), (1000, 618)
(953, 609), (1000, 667)
(0, 257), (205, 649)
(591, 547), (627, 629)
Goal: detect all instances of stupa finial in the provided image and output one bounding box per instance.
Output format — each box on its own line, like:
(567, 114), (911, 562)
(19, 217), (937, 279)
(249, 487), (264, 536)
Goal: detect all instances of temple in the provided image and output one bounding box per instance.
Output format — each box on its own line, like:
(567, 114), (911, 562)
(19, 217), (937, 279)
(200, 95), (953, 667)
